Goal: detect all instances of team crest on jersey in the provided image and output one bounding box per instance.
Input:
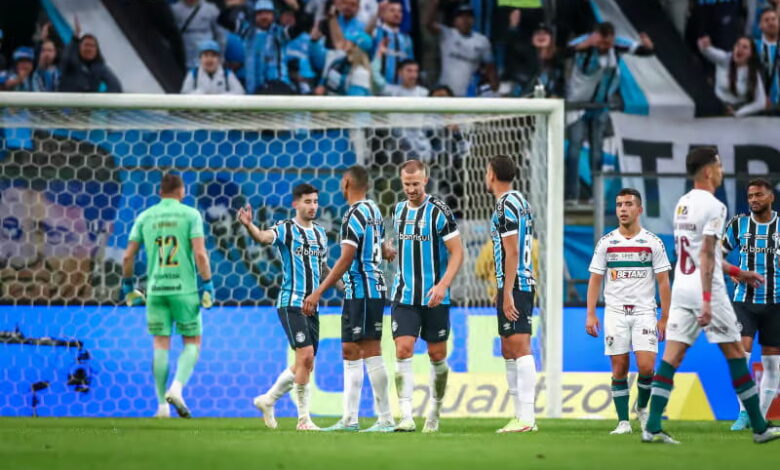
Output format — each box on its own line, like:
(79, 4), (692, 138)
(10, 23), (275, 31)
(295, 331), (306, 343)
(637, 250), (651, 263)
(417, 219), (426, 230)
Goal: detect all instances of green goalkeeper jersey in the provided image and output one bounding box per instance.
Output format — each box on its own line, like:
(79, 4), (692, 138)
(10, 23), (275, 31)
(129, 198), (205, 296)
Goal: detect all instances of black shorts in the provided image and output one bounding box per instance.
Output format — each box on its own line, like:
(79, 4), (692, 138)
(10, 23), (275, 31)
(277, 307), (320, 354)
(734, 302), (780, 347)
(497, 288), (534, 337)
(342, 298), (386, 343)
(391, 303), (450, 343)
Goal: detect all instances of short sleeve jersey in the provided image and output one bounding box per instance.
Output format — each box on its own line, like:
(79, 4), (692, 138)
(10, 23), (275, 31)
(589, 228), (671, 311)
(671, 189), (729, 308)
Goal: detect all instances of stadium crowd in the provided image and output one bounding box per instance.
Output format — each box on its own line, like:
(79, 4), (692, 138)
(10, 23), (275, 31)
(0, 0), (778, 205)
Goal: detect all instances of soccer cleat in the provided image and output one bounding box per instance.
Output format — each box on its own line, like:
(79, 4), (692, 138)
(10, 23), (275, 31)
(496, 418), (538, 433)
(296, 418), (321, 431)
(153, 404), (170, 419)
(641, 430), (680, 444)
(422, 416), (439, 433)
(636, 407), (649, 431)
(321, 420), (359, 432)
(165, 389), (191, 418)
(360, 421), (397, 433)
(753, 425), (780, 444)
(394, 418), (416, 432)
(610, 421), (632, 435)
(252, 394), (277, 429)
(730, 410), (751, 431)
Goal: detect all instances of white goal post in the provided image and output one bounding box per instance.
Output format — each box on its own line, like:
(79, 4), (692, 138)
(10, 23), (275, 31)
(0, 92), (564, 418)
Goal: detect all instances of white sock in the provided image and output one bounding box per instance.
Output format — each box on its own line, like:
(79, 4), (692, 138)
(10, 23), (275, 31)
(366, 355), (393, 424)
(739, 356), (751, 412)
(168, 380), (182, 396)
(343, 359), (364, 426)
(429, 360), (449, 419)
(395, 358), (414, 421)
(267, 367), (295, 402)
(293, 382), (310, 420)
(505, 359), (521, 420)
(760, 355), (780, 418)
(516, 355), (537, 425)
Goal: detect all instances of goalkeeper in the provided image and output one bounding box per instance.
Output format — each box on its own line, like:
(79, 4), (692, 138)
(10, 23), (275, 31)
(121, 173), (214, 418)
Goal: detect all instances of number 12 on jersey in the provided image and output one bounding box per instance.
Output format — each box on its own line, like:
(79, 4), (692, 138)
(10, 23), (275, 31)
(155, 235), (179, 267)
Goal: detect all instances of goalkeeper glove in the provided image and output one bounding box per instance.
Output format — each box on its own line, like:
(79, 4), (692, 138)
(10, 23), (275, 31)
(201, 279), (215, 309)
(121, 278), (144, 306)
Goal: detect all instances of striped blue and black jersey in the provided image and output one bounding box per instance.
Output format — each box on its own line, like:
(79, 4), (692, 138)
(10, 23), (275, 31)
(340, 199), (387, 299)
(390, 195), (460, 306)
(272, 219), (328, 308)
(491, 190), (535, 292)
(723, 212), (780, 304)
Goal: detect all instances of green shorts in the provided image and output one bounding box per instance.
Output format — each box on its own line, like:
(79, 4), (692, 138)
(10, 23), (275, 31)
(146, 293), (202, 336)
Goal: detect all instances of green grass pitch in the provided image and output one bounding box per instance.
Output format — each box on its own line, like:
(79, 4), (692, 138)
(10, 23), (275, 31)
(1, 418), (775, 469)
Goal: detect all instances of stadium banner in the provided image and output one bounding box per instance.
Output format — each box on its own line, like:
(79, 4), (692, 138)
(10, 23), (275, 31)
(611, 113), (780, 235)
(2, 305), (761, 420)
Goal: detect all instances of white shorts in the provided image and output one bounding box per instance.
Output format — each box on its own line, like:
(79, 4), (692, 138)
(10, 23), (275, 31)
(666, 301), (741, 345)
(603, 306), (659, 355)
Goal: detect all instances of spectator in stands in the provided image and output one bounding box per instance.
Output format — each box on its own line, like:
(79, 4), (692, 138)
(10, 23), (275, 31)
(315, 26), (374, 95)
(504, 15), (564, 98)
(59, 28), (122, 93)
(374, 56), (427, 96)
(691, 0), (740, 51)
(698, 35), (767, 117)
(425, 1), (497, 97)
(239, 0), (308, 94)
(310, 0), (377, 29)
(172, 0), (225, 69)
(564, 22), (654, 204)
(755, 8), (779, 109)
(32, 39), (61, 92)
(371, 1), (414, 86)
(318, 0), (368, 51)
(279, 8), (316, 92)
(181, 40), (245, 94)
(2, 47), (35, 91)
(429, 84), (454, 97)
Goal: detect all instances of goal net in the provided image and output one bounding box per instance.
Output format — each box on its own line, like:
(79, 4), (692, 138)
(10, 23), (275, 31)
(0, 94), (563, 418)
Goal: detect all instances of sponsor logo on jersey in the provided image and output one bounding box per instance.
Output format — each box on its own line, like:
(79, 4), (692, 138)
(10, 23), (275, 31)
(636, 239), (648, 244)
(741, 232), (753, 239)
(609, 239), (621, 245)
(374, 322), (383, 332)
(294, 246), (327, 257)
(675, 223), (697, 231)
(740, 246), (780, 255)
(398, 233), (431, 242)
(610, 269), (649, 280)
(677, 206), (688, 216)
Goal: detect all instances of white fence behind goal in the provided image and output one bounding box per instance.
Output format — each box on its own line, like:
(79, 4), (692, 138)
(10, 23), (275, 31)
(0, 94), (563, 418)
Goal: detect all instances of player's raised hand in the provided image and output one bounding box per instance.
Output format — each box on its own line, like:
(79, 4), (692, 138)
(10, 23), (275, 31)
(503, 292), (520, 322)
(585, 314), (600, 337)
(382, 238), (397, 262)
(237, 204), (253, 227)
(426, 283), (446, 307)
(698, 301), (712, 327)
(302, 292), (319, 316)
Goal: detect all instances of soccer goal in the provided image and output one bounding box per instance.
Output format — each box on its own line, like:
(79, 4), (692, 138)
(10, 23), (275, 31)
(0, 93), (564, 418)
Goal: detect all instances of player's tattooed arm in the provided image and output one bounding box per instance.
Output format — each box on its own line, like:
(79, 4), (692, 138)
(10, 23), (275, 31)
(236, 204), (276, 245)
(585, 273), (602, 337)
